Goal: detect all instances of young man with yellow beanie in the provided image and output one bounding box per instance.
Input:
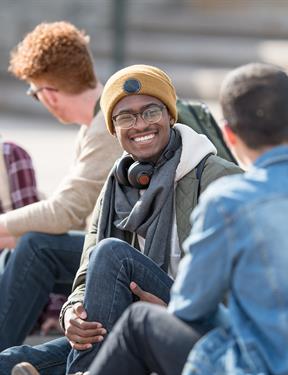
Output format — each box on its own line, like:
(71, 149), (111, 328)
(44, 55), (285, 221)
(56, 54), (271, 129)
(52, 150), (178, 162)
(66, 63), (288, 375)
(1, 65), (241, 375)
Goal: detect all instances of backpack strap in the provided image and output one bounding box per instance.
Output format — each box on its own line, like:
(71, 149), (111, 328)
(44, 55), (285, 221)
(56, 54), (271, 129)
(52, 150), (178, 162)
(93, 98), (101, 117)
(186, 102), (207, 135)
(196, 153), (213, 200)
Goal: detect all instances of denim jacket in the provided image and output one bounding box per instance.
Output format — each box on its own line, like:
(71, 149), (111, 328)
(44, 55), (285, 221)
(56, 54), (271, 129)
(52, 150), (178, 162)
(169, 146), (288, 375)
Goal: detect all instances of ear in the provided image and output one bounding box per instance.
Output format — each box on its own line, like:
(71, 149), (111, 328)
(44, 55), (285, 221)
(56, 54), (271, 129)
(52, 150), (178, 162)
(222, 123), (237, 147)
(42, 88), (59, 108)
(169, 118), (175, 127)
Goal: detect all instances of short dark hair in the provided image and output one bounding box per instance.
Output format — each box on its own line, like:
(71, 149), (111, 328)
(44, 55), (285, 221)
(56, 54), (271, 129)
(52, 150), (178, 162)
(220, 63), (288, 149)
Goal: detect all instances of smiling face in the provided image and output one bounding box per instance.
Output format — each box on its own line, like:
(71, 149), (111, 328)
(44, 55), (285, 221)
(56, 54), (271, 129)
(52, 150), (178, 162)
(112, 94), (172, 163)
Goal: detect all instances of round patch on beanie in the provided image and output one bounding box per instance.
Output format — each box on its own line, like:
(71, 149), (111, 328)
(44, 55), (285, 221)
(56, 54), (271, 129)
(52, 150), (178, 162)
(123, 78), (141, 94)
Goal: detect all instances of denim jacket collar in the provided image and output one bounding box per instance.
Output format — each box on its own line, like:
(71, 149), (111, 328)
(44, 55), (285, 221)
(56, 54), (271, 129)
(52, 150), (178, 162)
(253, 145), (288, 169)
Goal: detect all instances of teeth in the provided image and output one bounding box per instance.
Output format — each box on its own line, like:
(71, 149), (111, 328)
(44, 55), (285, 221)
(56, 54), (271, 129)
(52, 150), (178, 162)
(134, 134), (155, 142)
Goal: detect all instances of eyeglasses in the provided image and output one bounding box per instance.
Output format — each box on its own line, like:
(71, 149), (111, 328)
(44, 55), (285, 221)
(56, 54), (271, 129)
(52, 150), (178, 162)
(112, 104), (166, 129)
(26, 86), (58, 101)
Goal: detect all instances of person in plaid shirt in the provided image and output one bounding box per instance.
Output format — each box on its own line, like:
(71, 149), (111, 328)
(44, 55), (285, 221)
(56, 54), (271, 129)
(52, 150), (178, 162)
(0, 139), (39, 248)
(0, 139), (39, 272)
(0, 141), (80, 337)
(0, 140), (39, 214)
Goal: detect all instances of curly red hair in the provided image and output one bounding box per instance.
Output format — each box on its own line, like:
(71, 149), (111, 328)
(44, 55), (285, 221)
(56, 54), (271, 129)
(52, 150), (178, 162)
(9, 21), (97, 94)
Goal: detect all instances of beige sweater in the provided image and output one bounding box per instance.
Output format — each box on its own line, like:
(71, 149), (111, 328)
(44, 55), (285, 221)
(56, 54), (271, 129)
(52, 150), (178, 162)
(3, 111), (122, 236)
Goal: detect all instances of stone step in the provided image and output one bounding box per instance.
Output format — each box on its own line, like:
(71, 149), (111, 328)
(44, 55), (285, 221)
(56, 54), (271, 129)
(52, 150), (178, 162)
(129, 2), (288, 39)
(2, 0), (288, 115)
(122, 33), (288, 68)
(3, 29), (288, 80)
(2, 2), (288, 71)
(0, 62), (226, 119)
(24, 333), (63, 346)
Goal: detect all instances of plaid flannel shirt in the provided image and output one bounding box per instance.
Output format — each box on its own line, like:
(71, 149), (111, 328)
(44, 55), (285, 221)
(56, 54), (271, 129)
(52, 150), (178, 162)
(0, 142), (39, 213)
(0, 143), (66, 322)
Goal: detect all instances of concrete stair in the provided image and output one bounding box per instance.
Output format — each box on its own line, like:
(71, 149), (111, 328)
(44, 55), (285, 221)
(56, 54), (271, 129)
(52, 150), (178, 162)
(24, 333), (63, 347)
(121, 2), (288, 100)
(1, 1), (288, 116)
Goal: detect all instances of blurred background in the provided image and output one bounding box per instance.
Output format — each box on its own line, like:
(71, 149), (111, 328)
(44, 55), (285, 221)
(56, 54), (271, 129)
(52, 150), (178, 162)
(1, 0), (288, 196)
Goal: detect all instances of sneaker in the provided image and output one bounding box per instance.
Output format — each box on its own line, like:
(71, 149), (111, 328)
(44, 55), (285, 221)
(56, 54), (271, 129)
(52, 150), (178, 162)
(11, 362), (39, 375)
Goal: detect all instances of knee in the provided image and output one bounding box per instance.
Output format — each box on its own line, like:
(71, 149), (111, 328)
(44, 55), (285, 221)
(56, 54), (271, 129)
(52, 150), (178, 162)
(128, 302), (166, 330)
(115, 302), (156, 336)
(89, 238), (132, 267)
(127, 302), (155, 321)
(15, 232), (52, 258)
(0, 345), (30, 374)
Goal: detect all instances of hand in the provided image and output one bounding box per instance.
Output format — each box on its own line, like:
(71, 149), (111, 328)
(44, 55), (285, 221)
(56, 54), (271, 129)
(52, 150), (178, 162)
(130, 282), (167, 307)
(64, 302), (107, 351)
(0, 236), (16, 249)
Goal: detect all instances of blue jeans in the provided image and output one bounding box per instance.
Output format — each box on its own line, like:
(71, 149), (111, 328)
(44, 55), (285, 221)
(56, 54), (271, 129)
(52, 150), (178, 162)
(0, 231), (84, 351)
(0, 337), (70, 375)
(0, 238), (173, 374)
(67, 238), (173, 373)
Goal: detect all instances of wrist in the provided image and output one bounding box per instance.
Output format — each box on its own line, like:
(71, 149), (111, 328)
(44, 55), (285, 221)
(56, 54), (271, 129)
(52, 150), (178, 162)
(0, 236), (16, 248)
(0, 215), (9, 236)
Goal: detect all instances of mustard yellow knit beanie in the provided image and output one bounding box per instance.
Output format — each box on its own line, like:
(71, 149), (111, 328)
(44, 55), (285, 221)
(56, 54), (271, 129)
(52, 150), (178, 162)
(100, 64), (177, 134)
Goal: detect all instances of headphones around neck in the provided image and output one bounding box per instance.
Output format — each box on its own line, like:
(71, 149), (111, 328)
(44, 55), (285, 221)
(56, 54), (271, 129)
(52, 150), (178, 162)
(114, 129), (180, 189)
(114, 155), (154, 189)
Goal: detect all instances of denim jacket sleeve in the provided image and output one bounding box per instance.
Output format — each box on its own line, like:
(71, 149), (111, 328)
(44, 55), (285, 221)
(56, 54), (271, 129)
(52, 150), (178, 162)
(168, 192), (235, 323)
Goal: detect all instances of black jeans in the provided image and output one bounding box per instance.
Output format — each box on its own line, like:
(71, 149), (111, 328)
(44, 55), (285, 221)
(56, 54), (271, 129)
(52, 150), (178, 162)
(89, 302), (211, 375)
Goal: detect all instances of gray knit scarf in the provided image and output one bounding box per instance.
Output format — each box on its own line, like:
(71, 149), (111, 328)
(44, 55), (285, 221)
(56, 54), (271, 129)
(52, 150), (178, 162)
(97, 128), (182, 271)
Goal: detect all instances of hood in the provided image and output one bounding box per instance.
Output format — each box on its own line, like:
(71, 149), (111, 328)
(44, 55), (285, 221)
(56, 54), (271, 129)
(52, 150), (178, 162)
(174, 123), (217, 182)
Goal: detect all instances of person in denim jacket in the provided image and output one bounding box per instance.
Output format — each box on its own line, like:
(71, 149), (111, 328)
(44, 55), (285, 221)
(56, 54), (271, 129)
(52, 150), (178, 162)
(33, 62), (288, 375)
(171, 62), (288, 375)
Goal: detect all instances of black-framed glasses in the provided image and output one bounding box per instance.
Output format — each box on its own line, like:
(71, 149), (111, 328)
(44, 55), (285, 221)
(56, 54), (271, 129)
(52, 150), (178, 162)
(112, 104), (166, 129)
(26, 86), (58, 101)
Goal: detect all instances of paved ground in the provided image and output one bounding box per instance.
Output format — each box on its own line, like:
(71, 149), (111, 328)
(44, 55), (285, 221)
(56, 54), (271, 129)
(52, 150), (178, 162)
(24, 333), (64, 347)
(24, 333), (63, 346)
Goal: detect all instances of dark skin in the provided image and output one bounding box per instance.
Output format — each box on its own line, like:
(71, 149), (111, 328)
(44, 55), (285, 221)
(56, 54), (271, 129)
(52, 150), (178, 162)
(64, 94), (171, 349)
(64, 282), (167, 350)
(64, 303), (106, 350)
